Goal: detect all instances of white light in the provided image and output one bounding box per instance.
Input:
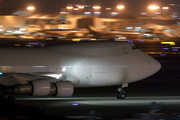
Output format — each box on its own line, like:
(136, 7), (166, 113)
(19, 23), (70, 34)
(73, 8), (79, 10)
(155, 12), (161, 14)
(117, 6), (124, 9)
(7, 30), (12, 33)
(93, 6), (101, 9)
(162, 7), (169, 10)
(78, 6), (84, 9)
(62, 68), (66, 72)
(94, 12), (101, 15)
(60, 12), (69, 14)
(141, 13), (147, 15)
(111, 12), (119, 15)
(45, 74), (62, 79)
(126, 27), (133, 29)
(27, 6), (35, 10)
(15, 31), (22, 33)
(0, 72), (2, 75)
(148, 6), (159, 9)
(66, 6), (73, 9)
(20, 28), (26, 31)
(84, 12), (91, 15)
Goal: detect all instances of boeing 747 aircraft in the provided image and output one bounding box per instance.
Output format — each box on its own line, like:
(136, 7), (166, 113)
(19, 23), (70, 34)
(0, 41), (161, 102)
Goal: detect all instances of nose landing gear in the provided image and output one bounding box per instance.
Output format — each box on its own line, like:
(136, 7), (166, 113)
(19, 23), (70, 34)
(116, 84), (128, 99)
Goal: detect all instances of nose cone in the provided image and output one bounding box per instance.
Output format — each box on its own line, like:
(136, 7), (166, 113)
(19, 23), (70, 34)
(146, 55), (161, 77)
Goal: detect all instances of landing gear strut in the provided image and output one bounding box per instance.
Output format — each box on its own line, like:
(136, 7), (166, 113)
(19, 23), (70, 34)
(116, 84), (128, 99)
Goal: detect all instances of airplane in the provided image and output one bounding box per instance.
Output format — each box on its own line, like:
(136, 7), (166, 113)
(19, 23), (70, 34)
(0, 41), (161, 103)
(87, 25), (141, 39)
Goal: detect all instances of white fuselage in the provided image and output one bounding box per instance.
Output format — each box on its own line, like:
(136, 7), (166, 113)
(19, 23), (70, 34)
(0, 42), (161, 87)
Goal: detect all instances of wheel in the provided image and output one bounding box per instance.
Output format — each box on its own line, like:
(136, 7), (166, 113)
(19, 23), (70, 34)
(116, 92), (120, 99)
(116, 92), (126, 99)
(119, 92), (126, 99)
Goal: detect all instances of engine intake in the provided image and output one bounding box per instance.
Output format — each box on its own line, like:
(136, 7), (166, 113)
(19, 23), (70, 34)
(54, 81), (74, 97)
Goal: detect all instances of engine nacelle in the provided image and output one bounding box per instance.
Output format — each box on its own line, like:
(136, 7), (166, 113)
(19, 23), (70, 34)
(30, 80), (51, 96)
(54, 81), (74, 97)
(11, 80), (74, 97)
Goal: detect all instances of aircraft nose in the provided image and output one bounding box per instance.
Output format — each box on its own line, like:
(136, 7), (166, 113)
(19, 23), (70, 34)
(147, 56), (161, 76)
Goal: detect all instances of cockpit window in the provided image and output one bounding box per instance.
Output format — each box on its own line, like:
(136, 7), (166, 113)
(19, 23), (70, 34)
(132, 46), (138, 50)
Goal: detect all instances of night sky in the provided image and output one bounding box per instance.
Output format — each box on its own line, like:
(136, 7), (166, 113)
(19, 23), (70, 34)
(0, 0), (180, 16)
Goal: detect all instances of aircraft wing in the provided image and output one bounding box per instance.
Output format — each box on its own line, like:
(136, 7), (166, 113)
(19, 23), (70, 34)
(0, 73), (58, 86)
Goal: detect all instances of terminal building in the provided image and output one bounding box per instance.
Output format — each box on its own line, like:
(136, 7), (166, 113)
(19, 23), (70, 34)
(0, 13), (180, 37)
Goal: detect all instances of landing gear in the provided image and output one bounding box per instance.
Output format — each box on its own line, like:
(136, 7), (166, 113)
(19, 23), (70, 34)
(116, 84), (128, 99)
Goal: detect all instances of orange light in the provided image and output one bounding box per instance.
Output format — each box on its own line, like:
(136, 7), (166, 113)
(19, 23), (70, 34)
(73, 8), (79, 10)
(15, 44), (20, 46)
(66, 6), (73, 9)
(148, 6), (159, 9)
(117, 6), (124, 9)
(27, 6), (35, 10)
(93, 6), (101, 9)
(162, 7), (169, 10)
(78, 6), (84, 9)
(169, 4), (175, 6)
(106, 7), (111, 10)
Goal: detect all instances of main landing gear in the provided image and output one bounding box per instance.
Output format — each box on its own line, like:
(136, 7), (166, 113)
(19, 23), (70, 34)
(116, 83), (128, 99)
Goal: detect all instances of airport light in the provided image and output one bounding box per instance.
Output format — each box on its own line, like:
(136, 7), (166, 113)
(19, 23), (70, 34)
(78, 6), (84, 9)
(27, 6), (35, 10)
(66, 6), (73, 10)
(106, 7), (111, 10)
(117, 5), (124, 9)
(169, 4), (175, 6)
(93, 6), (101, 9)
(73, 8), (79, 11)
(148, 6), (159, 10)
(163, 7), (169, 9)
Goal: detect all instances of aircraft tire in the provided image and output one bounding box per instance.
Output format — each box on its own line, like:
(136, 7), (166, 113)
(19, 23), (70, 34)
(116, 92), (126, 99)
(116, 92), (120, 99)
(120, 92), (126, 99)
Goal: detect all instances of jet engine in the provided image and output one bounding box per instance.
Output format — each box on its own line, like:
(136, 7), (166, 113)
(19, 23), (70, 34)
(9, 80), (74, 97)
